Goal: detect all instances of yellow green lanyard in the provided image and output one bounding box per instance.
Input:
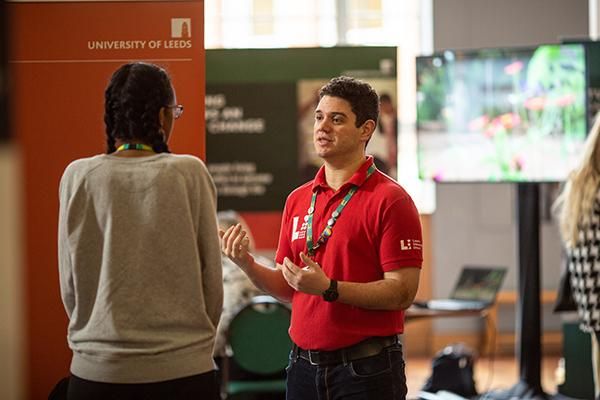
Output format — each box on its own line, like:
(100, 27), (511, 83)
(306, 164), (376, 256)
(116, 143), (154, 152)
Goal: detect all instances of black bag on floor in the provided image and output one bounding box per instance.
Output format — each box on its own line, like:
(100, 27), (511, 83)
(422, 343), (477, 398)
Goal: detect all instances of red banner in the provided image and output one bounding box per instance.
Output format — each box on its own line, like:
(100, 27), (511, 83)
(9, 2), (204, 398)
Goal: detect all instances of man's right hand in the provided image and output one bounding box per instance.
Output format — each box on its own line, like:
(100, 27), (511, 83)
(219, 223), (253, 270)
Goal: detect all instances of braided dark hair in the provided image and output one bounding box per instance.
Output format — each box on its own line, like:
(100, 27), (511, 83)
(319, 76), (379, 127)
(104, 62), (174, 153)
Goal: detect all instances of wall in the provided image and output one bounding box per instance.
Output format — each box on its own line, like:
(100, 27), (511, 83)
(429, 0), (589, 342)
(0, 145), (24, 400)
(434, 0), (588, 50)
(431, 184), (564, 335)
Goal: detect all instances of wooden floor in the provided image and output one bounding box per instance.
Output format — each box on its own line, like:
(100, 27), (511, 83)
(405, 355), (561, 399)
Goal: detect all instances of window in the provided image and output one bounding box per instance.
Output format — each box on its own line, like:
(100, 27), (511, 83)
(252, 0), (274, 36)
(204, 0), (429, 48)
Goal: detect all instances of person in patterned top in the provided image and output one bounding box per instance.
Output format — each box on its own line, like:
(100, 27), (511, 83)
(555, 113), (600, 400)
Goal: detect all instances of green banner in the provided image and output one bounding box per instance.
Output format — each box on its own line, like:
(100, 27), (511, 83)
(206, 83), (297, 211)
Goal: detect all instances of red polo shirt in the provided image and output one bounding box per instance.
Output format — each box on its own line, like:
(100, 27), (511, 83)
(275, 156), (423, 350)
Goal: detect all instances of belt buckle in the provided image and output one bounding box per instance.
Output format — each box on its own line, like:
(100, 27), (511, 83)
(307, 350), (319, 366)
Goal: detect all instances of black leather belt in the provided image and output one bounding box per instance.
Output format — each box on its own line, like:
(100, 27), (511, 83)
(293, 335), (399, 366)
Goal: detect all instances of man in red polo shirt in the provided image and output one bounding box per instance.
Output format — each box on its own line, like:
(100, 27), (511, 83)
(220, 76), (422, 400)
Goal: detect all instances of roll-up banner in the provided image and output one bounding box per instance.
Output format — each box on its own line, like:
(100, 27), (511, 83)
(8, 1), (205, 397)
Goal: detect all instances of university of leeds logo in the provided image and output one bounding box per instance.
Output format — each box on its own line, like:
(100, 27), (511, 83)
(171, 18), (191, 38)
(400, 239), (422, 251)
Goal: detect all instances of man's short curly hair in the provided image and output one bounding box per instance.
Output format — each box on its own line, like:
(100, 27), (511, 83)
(318, 76), (379, 127)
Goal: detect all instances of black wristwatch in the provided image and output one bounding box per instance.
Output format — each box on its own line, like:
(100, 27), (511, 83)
(322, 279), (339, 302)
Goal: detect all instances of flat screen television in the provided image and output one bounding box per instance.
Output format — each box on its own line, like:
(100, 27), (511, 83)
(416, 44), (588, 183)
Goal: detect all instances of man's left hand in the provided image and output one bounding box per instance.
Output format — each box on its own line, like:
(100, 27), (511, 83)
(282, 252), (330, 296)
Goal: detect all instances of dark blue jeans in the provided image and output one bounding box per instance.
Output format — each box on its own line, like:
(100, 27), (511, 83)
(285, 342), (407, 400)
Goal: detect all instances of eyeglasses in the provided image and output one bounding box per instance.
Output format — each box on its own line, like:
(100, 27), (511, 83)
(167, 104), (184, 119)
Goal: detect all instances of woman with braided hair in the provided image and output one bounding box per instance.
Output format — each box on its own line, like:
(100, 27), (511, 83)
(58, 62), (222, 399)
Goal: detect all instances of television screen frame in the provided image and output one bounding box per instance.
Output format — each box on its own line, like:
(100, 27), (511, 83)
(415, 43), (590, 184)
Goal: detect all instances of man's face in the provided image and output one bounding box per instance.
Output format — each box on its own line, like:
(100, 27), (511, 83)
(313, 95), (371, 161)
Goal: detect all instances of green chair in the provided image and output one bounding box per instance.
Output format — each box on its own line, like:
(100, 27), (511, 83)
(224, 295), (292, 399)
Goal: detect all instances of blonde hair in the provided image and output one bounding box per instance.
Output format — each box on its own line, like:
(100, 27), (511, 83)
(554, 113), (600, 247)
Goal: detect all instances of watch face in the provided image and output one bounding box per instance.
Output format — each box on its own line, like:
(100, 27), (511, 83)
(323, 288), (338, 302)
(323, 279), (338, 302)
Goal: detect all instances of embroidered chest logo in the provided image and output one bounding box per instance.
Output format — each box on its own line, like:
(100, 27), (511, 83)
(292, 215), (309, 242)
(400, 239), (422, 251)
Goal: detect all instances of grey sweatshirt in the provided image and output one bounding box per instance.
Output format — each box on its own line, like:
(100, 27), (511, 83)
(58, 153), (223, 383)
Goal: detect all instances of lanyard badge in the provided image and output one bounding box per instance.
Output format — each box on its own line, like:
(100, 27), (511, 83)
(306, 164), (376, 256)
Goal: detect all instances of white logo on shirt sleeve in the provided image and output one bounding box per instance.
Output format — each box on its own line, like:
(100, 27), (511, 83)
(400, 239), (422, 250)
